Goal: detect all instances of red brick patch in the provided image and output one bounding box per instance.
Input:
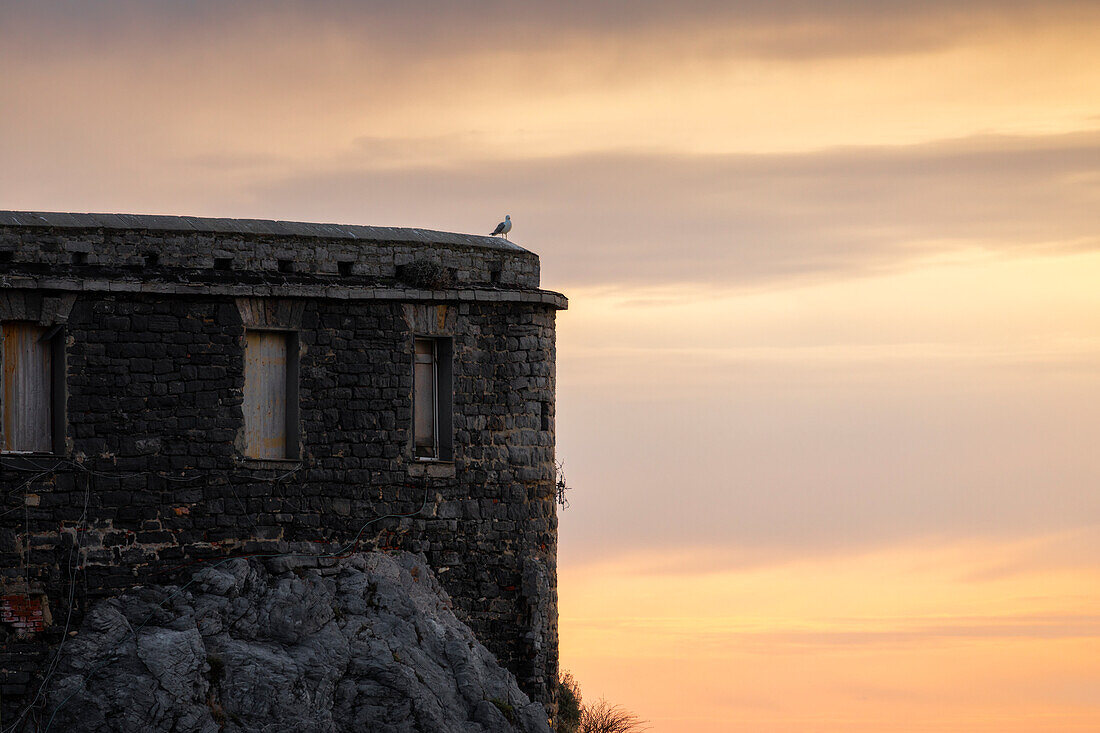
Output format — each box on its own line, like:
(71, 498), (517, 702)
(1, 594), (47, 636)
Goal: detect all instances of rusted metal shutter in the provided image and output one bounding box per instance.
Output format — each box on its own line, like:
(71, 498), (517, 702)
(2, 322), (52, 453)
(414, 338), (436, 458)
(243, 331), (287, 459)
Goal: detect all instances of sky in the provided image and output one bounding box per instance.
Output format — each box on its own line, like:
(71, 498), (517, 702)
(3, 2), (1100, 730)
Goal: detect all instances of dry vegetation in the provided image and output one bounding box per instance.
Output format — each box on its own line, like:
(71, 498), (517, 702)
(557, 672), (647, 733)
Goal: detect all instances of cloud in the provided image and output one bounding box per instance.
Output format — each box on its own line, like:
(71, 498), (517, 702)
(247, 129), (1100, 288)
(3, 3), (1098, 215)
(181, 152), (291, 171)
(551, 244), (1100, 565)
(578, 612), (1100, 648)
(7, 123), (1095, 289)
(3, 1), (1098, 63)
(556, 362), (1100, 564)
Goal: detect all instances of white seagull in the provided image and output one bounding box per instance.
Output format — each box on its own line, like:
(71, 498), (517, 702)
(490, 214), (512, 240)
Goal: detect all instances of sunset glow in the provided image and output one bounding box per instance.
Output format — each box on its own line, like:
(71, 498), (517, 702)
(561, 535), (1100, 732)
(3, 1), (1100, 729)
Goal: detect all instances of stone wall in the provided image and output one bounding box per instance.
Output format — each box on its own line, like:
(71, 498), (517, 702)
(0, 212), (541, 288)
(0, 214), (565, 726)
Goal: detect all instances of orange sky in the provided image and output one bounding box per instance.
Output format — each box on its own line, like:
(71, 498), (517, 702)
(3, 2), (1100, 730)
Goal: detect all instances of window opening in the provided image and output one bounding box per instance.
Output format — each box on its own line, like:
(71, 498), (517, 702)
(2, 322), (64, 453)
(243, 330), (299, 459)
(413, 337), (452, 460)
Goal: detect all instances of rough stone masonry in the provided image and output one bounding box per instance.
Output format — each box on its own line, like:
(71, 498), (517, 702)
(0, 211), (567, 725)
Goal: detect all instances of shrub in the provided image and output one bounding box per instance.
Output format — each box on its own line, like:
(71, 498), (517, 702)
(490, 697), (518, 724)
(557, 672), (583, 733)
(557, 672), (645, 733)
(396, 261), (455, 289)
(579, 699), (647, 733)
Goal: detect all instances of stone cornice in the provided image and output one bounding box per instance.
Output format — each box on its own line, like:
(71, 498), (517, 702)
(0, 275), (569, 310)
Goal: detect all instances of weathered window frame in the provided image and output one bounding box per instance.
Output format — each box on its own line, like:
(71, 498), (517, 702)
(413, 336), (453, 461)
(1, 321), (66, 455)
(242, 329), (300, 461)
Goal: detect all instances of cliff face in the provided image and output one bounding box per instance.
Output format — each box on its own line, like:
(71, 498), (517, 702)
(36, 553), (550, 733)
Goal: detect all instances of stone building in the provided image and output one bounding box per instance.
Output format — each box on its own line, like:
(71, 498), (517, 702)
(0, 211), (567, 722)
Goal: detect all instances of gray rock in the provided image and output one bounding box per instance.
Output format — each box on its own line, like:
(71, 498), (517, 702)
(44, 553), (550, 733)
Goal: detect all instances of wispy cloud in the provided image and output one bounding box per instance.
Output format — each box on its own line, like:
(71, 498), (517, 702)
(244, 130), (1100, 288)
(5, 1), (1098, 61)
(560, 536), (1100, 729)
(571, 612), (1100, 649)
(6, 129), (1096, 290)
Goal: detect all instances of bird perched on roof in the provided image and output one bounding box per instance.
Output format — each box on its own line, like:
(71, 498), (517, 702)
(490, 214), (512, 240)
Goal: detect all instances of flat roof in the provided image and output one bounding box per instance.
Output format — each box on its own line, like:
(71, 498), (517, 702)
(0, 211), (532, 254)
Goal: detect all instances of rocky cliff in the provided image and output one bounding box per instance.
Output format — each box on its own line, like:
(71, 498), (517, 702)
(36, 553), (551, 733)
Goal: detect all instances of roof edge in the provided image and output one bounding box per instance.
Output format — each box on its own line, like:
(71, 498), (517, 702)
(0, 211), (534, 255)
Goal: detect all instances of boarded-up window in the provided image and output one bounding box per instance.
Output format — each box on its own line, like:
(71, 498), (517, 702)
(2, 323), (53, 453)
(414, 339), (437, 458)
(243, 330), (298, 459)
(413, 337), (452, 460)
